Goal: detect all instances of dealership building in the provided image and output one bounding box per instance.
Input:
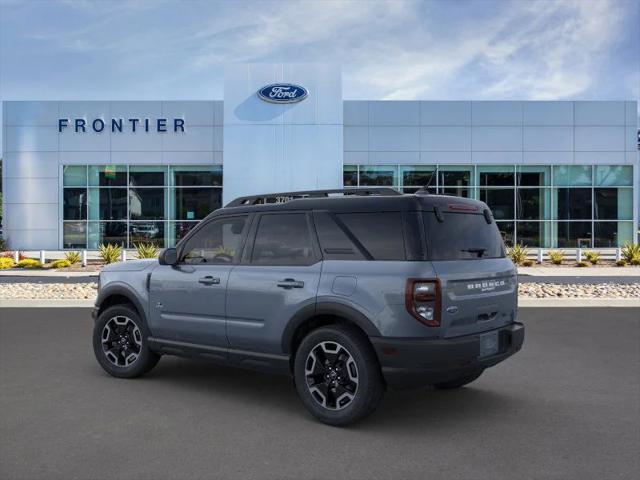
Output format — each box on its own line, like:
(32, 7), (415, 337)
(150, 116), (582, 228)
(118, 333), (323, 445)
(1, 63), (638, 250)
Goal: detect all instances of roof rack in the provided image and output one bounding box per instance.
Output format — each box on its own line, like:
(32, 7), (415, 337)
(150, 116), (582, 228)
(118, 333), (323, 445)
(225, 187), (401, 207)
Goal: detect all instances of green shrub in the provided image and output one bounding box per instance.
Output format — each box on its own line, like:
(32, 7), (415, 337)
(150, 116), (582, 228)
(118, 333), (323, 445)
(507, 244), (529, 265)
(615, 259), (627, 267)
(99, 243), (122, 264)
(621, 242), (640, 264)
(0, 257), (15, 269)
(17, 258), (43, 269)
(65, 251), (82, 264)
(583, 250), (600, 265)
(0, 237), (6, 250)
(521, 259), (534, 267)
(51, 259), (71, 269)
(548, 250), (564, 265)
(576, 260), (589, 268)
(135, 243), (159, 259)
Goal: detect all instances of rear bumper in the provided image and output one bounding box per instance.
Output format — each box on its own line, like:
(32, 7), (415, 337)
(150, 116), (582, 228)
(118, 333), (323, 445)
(371, 322), (524, 389)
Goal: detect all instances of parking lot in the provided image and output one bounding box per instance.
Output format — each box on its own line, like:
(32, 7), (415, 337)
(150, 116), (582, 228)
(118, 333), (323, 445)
(1, 307), (638, 480)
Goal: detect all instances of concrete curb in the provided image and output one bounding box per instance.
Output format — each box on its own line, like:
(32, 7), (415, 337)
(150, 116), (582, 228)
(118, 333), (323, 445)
(0, 299), (95, 308)
(518, 298), (640, 307)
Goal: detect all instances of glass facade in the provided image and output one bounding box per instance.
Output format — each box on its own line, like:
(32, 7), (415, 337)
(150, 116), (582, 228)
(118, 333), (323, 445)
(343, 164), (634, 248)
(62, 165), (222, 249)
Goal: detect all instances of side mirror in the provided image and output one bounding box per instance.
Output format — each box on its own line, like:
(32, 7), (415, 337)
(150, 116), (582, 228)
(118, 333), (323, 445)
(159, 248), (178, 266)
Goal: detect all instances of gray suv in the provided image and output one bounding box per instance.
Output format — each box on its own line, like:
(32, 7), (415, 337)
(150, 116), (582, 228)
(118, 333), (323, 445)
(92, 188), (524, 426)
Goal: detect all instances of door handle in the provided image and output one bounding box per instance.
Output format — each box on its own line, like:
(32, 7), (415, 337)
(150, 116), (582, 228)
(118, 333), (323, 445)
(199, 276), (221, 285)
(277, 278), (305, 289)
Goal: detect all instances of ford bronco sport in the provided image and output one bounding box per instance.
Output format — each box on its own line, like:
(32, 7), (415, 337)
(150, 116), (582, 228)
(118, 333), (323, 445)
(92, 188), (524, 426)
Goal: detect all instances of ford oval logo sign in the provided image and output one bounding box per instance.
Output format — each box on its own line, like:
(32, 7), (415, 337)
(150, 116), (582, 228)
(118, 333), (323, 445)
(258, 83), (308, 104)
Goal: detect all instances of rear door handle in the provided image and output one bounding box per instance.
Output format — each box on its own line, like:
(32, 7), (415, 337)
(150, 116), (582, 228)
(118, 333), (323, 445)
(277, 278), (305, 289)
(199, 276), (221, 285)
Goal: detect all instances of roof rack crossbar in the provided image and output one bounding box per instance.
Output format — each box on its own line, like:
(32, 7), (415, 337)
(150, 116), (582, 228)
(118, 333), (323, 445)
(225, 187), (401, 207)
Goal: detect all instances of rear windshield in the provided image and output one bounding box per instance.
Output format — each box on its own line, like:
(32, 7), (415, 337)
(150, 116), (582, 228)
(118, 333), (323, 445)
(424, 212), (505, 260)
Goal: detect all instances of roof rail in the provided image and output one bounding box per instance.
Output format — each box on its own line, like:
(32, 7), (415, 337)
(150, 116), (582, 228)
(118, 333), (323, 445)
(225, 187), (401, 207)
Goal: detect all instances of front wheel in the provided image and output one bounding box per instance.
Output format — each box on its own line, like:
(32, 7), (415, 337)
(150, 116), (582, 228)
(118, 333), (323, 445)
(294, 325), (384, 426)
(93, 304), (160, 378)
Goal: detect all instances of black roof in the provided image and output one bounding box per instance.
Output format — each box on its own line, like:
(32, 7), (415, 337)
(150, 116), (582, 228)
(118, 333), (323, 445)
(213, 188), (489, 217)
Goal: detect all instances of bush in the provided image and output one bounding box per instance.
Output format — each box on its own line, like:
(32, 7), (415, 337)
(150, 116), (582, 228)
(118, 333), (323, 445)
(547, 250), (564, 265)
(0, 257), (15, 269)
(621, 242), (640, 265)
(17, 258), (43, 269)
(51, 259), (71, 269)
(1, 251), (26, 260)
(615, 259), (627, 267)
(576, 260), (589, 268)
(507, 244), (529, 265)
(521, 259), (534, 267)
(0, 237), (6, 250)
(99, 243), (122, 264)
(135, 243), (159, 259)
(583, 250), (600, 265)
(65, 251), (82, 264)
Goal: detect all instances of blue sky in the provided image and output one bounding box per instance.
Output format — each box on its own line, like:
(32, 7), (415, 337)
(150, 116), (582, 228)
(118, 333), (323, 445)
(0, 0), (638, 149)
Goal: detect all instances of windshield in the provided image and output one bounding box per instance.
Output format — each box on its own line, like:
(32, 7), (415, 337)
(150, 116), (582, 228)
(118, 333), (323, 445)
(423, 212), (505, 260)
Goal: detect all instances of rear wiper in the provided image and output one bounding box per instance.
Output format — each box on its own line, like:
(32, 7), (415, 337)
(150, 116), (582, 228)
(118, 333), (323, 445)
(461, 248), (487, 258)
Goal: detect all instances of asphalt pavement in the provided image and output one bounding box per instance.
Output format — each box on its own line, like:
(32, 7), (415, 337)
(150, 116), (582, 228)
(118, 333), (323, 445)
(0, 307), (638, 480)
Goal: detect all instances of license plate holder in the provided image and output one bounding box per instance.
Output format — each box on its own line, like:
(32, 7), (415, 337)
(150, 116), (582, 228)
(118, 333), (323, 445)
(479, 331), (499, 358)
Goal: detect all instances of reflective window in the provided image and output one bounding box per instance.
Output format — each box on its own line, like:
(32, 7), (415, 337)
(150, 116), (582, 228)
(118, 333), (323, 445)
(517, 166), (551, 186)
(478, 166), (514, 186)
(594, 222), (633, 247)
(495, 222), (514, 247)
(130, 222), (165, 247)
(63, 222), (86, 249)
(400, 165), (434, 190)
(313, 212), (365, 260)
(251, 214), (316, 265)
(479, 189), (514, 220)
(171, 166), (222, 186)
(358, 165), (397, 186)
(129, 188), (164, 220)
(63, 188), (87, 220)
(96, 188), (128, 220)
(172, 188), (221, 221)
(595, 188), (633, 220)
(88, 222), (128, 249)
(440, 187), (470, 198)
(517, 222), (552, 248)
(343, 165), (358, 187)
(63, 166), (87, 186)
(181, 216), (247, 264)
(555, 188), (591, 220)
(594, 165), (633, 186)
(553, 165), (591, 186)
(517, 188), (551, 220)
(556, 222), (592, 248)
(438, 166), (472, 187)
(89, 165), (127, 187)
(129, 165), (165, 186)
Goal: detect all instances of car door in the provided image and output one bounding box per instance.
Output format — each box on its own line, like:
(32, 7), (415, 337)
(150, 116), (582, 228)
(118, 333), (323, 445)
(148, 214), (250, 347)
(226, 212), (322, 354)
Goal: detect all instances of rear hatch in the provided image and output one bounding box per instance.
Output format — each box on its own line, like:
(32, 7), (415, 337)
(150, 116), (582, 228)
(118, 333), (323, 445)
(423, 206), (517, 339)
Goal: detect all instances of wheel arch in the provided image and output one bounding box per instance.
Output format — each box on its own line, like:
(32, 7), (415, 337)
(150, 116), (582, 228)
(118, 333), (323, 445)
(282, 302), (381, 356)
(96, 283), (147, 324)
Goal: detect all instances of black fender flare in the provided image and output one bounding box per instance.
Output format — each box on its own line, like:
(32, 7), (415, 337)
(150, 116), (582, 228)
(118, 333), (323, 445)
(281, 301), (381, 354)
(95, 283), (147, 324)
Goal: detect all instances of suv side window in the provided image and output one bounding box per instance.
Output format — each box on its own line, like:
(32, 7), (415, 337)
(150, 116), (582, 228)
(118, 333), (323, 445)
(336, 212), (406, 261)
(180, 215), (248, 264)
(313, 212), (366, 260)
(251, 213), (316, 266)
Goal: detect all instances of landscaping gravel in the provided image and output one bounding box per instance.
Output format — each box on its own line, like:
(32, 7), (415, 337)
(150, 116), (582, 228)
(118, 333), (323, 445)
(1, 281), (639, 300)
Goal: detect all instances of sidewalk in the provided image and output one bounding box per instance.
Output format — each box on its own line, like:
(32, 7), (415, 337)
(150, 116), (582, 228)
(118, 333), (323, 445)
(0, 269), (98, 278)
(518, 266), (640, 277)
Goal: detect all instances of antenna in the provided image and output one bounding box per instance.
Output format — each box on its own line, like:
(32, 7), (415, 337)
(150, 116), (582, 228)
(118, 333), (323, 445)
(416, 167), (438, 194)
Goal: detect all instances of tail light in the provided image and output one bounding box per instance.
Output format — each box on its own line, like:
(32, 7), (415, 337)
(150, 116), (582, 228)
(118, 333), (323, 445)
(405, 279), (441, 327)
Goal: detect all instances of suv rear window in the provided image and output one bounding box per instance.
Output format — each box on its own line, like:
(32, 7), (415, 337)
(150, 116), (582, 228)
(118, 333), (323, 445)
(424, 212), (505, 260)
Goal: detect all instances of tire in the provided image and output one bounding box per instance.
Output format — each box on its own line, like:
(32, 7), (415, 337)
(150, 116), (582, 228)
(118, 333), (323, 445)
(294, 325), (384, 426)
(433, 370), (483, 390)
(93, 304), (160, 378)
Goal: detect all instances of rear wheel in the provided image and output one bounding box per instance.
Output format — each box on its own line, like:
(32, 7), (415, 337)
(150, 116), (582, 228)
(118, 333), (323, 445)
(433, 370), (483, 389)
(93, 304), (160, 378)
(294, 325), (384, 426)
